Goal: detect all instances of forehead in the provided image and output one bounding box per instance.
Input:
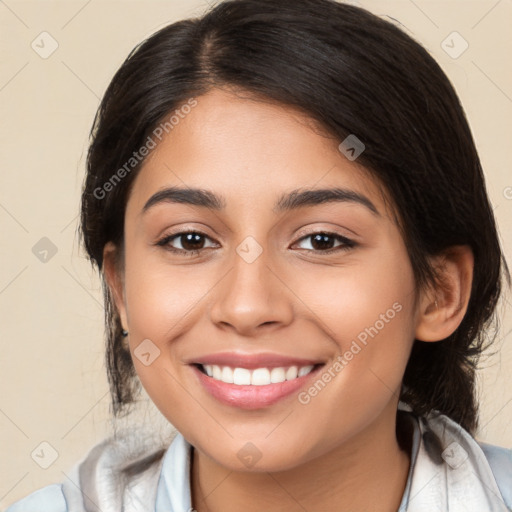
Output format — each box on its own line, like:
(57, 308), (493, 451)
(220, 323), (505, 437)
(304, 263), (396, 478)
(127, 88), (387, 215)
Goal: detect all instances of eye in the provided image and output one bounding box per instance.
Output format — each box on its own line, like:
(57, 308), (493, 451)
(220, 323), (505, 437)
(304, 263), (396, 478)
(156, 231), (218, 256)
(155, 229), (356, 257)
(293, 231), (356, 254)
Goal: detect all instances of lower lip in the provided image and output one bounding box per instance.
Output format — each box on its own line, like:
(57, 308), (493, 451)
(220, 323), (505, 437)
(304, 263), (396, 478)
(191, 364), (324, 409)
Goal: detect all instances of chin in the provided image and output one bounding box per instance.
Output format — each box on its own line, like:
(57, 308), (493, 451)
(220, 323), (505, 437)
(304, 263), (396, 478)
(195, 435), (315, 473)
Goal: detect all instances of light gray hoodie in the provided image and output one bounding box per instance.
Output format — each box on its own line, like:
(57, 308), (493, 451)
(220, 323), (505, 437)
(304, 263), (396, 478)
(5, 406), (512, 512)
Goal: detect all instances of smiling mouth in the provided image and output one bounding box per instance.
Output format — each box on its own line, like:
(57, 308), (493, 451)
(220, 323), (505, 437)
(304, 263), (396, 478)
(193, 363), (324, 386)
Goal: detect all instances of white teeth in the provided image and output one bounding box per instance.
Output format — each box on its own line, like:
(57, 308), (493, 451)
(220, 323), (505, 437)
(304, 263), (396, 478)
(285, 366), (298, 380)
(298, 365), (313, 377)
(212, 365), (222, 380)
(233, 368), (251, 385)
(201, 364), (315, 385)
(221, 366), (234, 383)
(270, 367), (286, 383)
(251, 368), (270, 386)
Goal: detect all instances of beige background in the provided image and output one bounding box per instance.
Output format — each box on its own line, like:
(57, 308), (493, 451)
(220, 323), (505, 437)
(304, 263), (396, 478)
(1, 0), (511, 508)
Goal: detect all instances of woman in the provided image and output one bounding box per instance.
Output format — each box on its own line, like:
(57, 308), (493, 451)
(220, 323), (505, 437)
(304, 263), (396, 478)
(7, 0), (511, 510)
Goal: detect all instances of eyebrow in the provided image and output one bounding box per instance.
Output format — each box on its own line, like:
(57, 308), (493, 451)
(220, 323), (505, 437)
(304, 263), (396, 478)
(141, 186), (379, 216)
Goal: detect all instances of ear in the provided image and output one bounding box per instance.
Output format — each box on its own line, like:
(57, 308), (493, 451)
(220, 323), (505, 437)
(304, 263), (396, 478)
(102, 241), (128, 331)
(415, 245), (474, 342)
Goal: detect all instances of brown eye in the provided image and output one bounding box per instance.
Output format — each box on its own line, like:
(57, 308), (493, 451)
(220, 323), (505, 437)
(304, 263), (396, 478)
(294, 232), (355, 254)
(156, 231), (217, 255)
(176, 232), (207, 251)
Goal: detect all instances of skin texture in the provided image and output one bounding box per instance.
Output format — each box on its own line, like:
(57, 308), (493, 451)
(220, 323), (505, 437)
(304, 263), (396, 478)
(103, 88), (474, 512)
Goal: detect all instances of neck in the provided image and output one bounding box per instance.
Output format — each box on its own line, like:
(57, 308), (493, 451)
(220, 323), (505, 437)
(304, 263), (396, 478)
(191, 405), (412, 512)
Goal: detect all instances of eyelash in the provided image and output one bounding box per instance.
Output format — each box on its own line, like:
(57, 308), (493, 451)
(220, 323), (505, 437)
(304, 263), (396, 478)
(155, 230), (356, 257)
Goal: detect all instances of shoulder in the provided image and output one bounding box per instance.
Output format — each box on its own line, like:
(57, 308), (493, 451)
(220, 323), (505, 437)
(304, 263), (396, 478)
(4, 425), (175, 512)
(4, 483), (67, 512)
(418, 410), (512, 509)
(478, 441), (512, 508)
(479, 440), (512, 471)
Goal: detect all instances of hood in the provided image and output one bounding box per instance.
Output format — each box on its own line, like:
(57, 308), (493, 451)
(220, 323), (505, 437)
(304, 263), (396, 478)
(57, 406), (510, 512)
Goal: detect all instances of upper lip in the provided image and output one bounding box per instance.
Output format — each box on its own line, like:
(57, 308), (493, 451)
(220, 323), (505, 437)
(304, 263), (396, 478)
(188, 352), (325, 369)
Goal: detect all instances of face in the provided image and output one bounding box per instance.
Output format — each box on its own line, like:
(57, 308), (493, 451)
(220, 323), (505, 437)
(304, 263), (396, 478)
(107, 88), (420, 472)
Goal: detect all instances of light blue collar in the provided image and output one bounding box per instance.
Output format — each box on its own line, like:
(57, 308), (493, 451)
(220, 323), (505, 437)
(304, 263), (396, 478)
(58, 408), (508, 511)
(155, 429), (193, 511)
(154, 410), (509, 512)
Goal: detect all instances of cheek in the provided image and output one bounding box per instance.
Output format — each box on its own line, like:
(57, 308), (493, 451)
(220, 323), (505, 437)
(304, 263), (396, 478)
(123, 244), (212, 338)
(290, 244), (416, 404)
(121, 262), (209, 428)
(291, 240), (415, 353)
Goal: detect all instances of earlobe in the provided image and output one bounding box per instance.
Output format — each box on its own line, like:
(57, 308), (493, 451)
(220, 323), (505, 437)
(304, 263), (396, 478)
(102, 241), (128, 330)
(415, 245), (474, 342)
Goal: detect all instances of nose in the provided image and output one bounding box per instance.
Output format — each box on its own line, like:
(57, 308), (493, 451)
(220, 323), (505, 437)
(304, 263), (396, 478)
(209, 247), (294, 337)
